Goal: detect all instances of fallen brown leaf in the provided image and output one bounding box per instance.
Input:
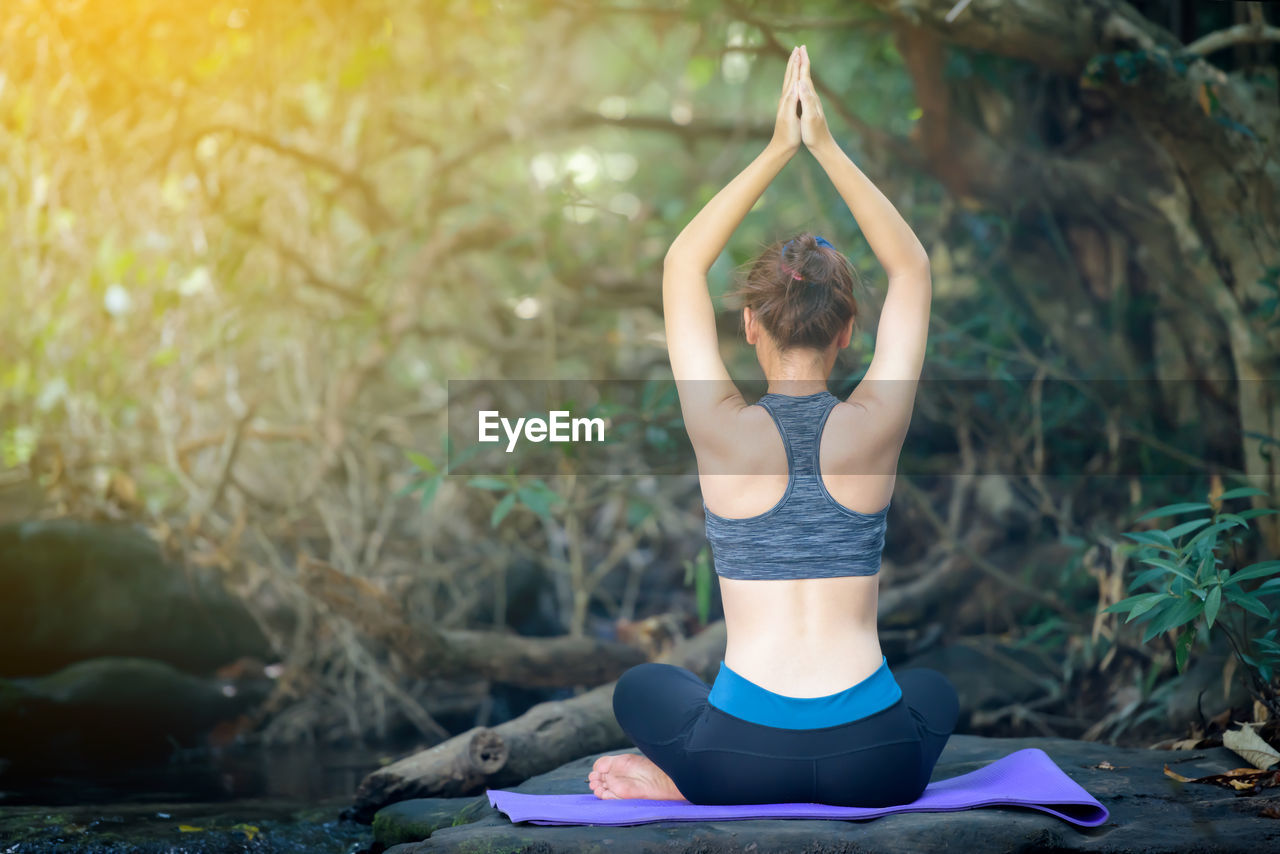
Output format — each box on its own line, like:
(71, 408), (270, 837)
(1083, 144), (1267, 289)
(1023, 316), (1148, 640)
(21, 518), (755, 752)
(1169, 737), (1207, 751)
(1222, 726), (1280, 770)
(1163, 764), (1280, 795)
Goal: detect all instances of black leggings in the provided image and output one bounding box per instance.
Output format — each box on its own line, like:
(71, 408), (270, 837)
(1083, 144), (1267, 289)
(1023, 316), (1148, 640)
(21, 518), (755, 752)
(612, 662), (959, 807)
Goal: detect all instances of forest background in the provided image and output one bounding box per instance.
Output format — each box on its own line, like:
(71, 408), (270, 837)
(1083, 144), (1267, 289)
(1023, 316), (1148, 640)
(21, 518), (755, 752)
(1, 0), (1278, 765)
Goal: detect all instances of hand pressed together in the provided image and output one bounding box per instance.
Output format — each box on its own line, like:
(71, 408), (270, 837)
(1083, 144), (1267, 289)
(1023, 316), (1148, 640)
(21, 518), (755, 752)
(771, 44), (835, 155)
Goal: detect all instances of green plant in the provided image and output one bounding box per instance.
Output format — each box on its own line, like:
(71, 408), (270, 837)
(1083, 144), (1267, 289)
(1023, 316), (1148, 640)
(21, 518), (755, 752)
(683, 545), (714, 626)
(1103, 486), (1280, 716)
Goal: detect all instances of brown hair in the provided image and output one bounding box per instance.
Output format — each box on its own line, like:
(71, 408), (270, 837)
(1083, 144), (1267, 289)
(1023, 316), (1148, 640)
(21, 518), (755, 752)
(727, 233), (860, 350)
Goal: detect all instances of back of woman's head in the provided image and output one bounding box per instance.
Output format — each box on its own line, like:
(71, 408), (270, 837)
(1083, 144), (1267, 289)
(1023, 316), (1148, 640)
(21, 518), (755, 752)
(728, 233), (860, 351)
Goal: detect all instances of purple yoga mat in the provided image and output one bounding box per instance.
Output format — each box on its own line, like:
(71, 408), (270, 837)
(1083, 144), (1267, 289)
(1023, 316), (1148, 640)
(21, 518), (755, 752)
(487, 747), (1110, 828)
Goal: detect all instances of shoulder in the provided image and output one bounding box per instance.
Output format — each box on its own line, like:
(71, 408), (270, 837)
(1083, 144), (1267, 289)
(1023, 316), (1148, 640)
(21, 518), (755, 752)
(690, 398), (783, 470)
(821, 396), (903, 465)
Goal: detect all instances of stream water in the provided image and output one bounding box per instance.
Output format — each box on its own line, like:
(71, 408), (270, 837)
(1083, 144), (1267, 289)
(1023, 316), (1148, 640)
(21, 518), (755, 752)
(0, 742), (394, 852)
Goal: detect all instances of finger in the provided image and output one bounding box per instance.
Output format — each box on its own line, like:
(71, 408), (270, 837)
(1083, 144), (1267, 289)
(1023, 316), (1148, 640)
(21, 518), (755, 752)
(801, 44), (814, 89)
(798, 65), (816, 104)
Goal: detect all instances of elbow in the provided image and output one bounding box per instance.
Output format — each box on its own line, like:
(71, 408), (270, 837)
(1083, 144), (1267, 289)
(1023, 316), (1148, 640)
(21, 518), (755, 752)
(663, 251), (691, 271)
(888, 253), (931, 282)
(663, 246), (705, 272)
(903, 250), (931, 276)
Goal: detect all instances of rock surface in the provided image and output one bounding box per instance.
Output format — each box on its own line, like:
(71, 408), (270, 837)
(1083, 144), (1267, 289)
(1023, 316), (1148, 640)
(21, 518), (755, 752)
(0, 519), (272, 677)
(375, 734), (1280, 853)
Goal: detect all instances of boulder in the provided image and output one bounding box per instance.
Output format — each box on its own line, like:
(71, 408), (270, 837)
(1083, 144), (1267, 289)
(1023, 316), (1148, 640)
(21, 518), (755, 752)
(0, 656), (271, 771)
(0, 519), (272, 677)
(377, 734), (1280, 853)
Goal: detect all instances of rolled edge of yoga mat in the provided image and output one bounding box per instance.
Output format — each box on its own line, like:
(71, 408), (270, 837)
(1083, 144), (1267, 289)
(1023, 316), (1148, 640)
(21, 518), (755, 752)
(486, 747), (1111, 828)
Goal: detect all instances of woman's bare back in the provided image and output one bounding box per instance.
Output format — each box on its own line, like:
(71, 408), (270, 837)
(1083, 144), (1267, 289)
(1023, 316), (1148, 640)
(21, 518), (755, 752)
(699, 396), (898, 697)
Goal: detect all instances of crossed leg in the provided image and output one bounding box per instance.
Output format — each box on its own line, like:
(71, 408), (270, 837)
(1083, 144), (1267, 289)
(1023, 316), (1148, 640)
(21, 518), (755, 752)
(590, 662), (710, 801)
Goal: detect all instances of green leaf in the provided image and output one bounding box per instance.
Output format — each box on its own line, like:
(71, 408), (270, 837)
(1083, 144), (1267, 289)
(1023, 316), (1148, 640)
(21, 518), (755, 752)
(1224, 586), (1272, 619)
(405, 450), (437, 474)
(1142, 595), (1203, 643)
(1175, 625), (1197, 673)
(695, 556), (712, 625)
(1196, 552), (1219, 582)
(1136, 502), (1212, 521)
(1256, 578), (1280, 596)
(1102, 591), (1165, 615)
(1217, 487), (1268, 500)
(626, 498), (654, 527)
(1186, 521), (1243, 549)
(516, 483), (559, 521)
(1228, 560), (1280, 584)
(419, 476), (442, 511)
(450, 436), (486, 469)
(1240, 508), (1280, 520)
(1127, 566), (1170, 591)
(395, 478), (424, 498)
(1164, 518), (1211, 540)
(468, 476), (509, 491)
(1127, 592), (1171, 623)
(1204, 584), (1222, 628)
(490, 492), (517, 528)
(1124, 530), (1176, 549)
(1134, 596), (1176, 631)
(1136, 556), (1196, 583)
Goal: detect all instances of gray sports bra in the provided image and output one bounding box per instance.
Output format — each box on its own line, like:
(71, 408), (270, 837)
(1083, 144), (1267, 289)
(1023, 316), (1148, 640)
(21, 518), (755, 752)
(702, 390), (889, 580)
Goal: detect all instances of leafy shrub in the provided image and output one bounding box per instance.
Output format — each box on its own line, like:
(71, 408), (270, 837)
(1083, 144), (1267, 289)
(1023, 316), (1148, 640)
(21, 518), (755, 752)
(1103, 487), (1280, 713)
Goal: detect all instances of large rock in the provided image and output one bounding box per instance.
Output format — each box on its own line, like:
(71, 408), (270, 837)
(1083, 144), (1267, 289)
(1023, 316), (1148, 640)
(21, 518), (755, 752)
(0, 656), (271, 771)
(377, 734), (1280, 853)
(0, 519), (271, 677)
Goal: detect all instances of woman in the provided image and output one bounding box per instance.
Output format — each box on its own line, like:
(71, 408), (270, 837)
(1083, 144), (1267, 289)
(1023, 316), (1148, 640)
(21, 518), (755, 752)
(588, 45), (958, 808)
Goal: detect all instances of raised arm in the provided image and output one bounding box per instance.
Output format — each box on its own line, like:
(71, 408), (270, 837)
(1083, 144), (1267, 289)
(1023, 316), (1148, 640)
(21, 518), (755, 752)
(663, 47), (804, 453)
(797, 46), (931, 451)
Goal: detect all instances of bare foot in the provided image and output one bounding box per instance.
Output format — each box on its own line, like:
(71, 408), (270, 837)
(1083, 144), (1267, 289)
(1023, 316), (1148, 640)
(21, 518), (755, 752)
(588, 753), (687, 801)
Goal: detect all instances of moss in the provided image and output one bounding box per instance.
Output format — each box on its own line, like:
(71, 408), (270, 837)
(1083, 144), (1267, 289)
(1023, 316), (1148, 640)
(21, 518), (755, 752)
(455, 841), (536, 854)
(372, 797), (483, 845)
(372, 809), (441, 846)
(452, 797), (490, 826)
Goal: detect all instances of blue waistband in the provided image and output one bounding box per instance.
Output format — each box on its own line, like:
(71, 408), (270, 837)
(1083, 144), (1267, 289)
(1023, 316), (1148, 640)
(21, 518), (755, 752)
(707, 656), (902, 729)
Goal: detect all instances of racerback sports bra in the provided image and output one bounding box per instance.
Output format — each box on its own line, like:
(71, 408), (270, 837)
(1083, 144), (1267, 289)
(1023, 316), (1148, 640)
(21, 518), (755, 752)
(703, 390), (889, 580)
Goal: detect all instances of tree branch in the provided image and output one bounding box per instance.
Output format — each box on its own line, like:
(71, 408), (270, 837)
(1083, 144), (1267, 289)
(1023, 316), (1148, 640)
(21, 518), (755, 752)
(1187, 21), (1280, 56)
